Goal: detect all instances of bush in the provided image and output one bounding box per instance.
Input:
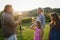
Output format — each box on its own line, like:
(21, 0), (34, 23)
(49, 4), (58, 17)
(0, 19), (1, 28)
(0, 11), (3, 28)
(22, 17), (32, 24)
(14, 15), (32, 24)
(45, 13), (50, 22)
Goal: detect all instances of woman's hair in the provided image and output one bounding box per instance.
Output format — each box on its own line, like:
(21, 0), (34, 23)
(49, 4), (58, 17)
(38, 7), (44, 12)
(51, 12), (60, 21)
(36, 21), (41, 29)
(4, 5), (12, 12)
(51, 12), (60, 31)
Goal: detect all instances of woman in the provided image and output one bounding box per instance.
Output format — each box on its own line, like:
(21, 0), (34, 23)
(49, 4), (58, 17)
(36, 8), (45, 40)
(49, 12), (60, 40)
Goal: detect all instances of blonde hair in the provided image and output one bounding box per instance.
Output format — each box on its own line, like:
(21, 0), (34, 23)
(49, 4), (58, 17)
(4, 5), (12, 12)
(38, 7), (44, 13)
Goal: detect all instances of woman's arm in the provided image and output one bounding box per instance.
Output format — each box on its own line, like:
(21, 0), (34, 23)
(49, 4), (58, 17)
(40, 29), (43, 40)
(48, 30), (50, 40)
(48, 22), (53, 40)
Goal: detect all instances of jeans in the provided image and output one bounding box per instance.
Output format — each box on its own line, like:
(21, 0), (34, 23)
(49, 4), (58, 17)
(5, 34), (17, 40)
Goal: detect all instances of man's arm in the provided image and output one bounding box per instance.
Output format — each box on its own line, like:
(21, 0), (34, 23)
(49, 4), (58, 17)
(5, 15), (20, 27)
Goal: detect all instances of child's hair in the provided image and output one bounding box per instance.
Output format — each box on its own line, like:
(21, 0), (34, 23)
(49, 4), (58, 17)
(36, 21), (41, 29)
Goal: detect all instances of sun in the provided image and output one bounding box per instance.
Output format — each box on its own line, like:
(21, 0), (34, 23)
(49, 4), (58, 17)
(19, 12), (22, 15)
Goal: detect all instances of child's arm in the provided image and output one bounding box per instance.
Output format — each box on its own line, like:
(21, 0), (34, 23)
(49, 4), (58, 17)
(30, 24), (35, 28)
(30, 23), (37, 30)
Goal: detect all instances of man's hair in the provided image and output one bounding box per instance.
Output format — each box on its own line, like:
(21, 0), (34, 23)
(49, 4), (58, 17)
(4, 4), (12, 12)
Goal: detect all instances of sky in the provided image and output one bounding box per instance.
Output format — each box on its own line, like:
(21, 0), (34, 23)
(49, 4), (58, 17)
(0, 0), (60, 11)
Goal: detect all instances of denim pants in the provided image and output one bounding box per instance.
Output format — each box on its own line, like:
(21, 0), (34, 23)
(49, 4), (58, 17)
(5, 34), (17, 40)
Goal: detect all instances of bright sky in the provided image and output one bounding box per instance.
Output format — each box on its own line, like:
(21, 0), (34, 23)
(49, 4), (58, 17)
(0, 0), (60, 11)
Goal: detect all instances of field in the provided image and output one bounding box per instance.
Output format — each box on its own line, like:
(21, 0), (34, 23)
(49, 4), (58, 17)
(0, 22), (50, 40)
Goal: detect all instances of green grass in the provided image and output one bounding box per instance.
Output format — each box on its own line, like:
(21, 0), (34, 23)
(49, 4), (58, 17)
(0, 23), (50, 40)
(0, 29), (4, 40)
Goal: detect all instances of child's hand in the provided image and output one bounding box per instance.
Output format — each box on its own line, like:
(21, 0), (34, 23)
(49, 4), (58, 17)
(31, 27), (36, 30)
(32, 19), (36, 23)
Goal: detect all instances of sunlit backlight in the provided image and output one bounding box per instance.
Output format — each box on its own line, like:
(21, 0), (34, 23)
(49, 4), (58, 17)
(19, 12), (22, 15)
(32, 17), (34, 19)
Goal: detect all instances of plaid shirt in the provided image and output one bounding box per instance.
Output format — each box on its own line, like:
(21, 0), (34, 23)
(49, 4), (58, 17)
(1, 12), (16, 38)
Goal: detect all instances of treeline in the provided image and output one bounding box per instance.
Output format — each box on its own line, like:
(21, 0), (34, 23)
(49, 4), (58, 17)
(21, 7), (60, 22)
(0, 7), (60, 28)
(44, 7), (60, 22)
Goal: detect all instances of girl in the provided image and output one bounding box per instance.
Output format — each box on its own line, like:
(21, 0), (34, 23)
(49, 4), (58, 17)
(49, 12), (60, 40)
(31, 21), (43, 40)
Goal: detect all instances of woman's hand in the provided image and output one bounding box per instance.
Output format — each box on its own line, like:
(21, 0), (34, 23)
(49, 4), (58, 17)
(50, 20), (54, 24)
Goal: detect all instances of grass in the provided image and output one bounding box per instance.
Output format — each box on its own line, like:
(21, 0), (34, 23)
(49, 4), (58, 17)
(0, 22), (50, 40)
(0, 28), (4, 40)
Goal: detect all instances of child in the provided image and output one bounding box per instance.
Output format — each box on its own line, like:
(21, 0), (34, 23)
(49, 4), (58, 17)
(31, 21), (43, 40)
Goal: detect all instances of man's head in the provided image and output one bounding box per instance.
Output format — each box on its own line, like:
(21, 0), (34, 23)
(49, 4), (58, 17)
(4, 4), (13, 14)
(37, 7), (43, 14)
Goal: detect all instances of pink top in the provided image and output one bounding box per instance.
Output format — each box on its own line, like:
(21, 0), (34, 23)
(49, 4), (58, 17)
(34, 28), (41, 40)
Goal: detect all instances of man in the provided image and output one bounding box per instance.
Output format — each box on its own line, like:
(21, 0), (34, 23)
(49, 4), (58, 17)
(1, 5), (20, 40)
(36, 8), (45, 39)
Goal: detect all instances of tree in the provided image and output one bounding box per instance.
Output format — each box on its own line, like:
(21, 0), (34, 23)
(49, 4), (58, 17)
(53, 8), (60, 15)
(0, 11), (4, 28)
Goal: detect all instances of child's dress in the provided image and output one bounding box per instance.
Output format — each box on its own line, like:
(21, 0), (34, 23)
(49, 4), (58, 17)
(34, 28), (41, 40)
